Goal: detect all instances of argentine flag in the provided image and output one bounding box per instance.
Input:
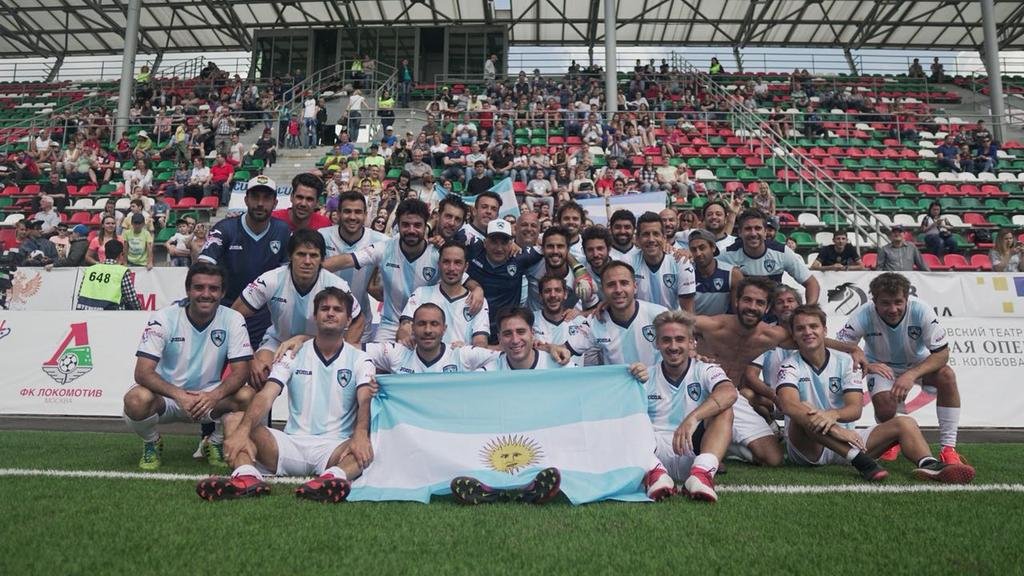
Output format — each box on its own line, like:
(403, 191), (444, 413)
(349, 366), (658, 504)
(460, 177), (521, 218)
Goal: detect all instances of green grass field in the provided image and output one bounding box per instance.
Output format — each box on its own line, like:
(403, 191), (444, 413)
(1, 430), (1022, 575)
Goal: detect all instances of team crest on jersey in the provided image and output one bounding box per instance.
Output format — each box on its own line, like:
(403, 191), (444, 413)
(442, 364), (458, 373)
(210, 329), (226, 347)
(763, 258), (777, 273)
(687, 382), (702, 401)
(642, 325), (656, 342)
(867, 377), (875, 392)
(568, 324), (580, 336)
(463, 307), (474, 321)
(422, 267), (437, 281)
(337, 369), (352, 387)
(269, 240), (281, 254)
(829, 377), (842, 394)
(908, 326), (922, 340)
(663, 273), (677, 289)
(713, 277), (724, 291)
(507, 264), (517, 277)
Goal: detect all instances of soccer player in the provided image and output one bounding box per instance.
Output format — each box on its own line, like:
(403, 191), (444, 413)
(645, 310), (738, 502)
(196, 287), (376, 502)
(608, 209), (639, 261)
(744, 284), (802, 419)
(319, 190), (387, 343)
(701, 200), (737, 252)
(486, 307), (577, 370)
(462, 191), (501, 242)
(532, 275), (590, 347)
(689, 229), (742, 316)
(398, 242), (490, 347)
(272, 173), (332, 231)
(833, 272), (966, 465)
(125, 263), (254, 470)
(233, 229), (364, 388)
(777, 304), (974, 483)
(556, 201), (586, 260)
(630, 211), (696, 312)
(368, 303), (498, 374)
(525, 226), (598, 312)
(323, 198), (483, 342)
(720, 208), (820, 305)
(581, 225), (614, 296)
(435, 196), (469, 241)
(558, 261), (669, 367)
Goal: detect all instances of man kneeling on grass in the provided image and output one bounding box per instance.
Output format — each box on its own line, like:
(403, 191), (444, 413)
(197, 287), (376, 502)
(775, 304), (975, 484)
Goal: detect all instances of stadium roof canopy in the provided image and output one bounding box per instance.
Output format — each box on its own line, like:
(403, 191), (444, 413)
(2, 0), (1024, 58)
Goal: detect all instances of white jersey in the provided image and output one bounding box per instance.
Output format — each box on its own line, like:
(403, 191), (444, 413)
(352, 237), (441, 330)
(835, 298), (948, 370)
(645, 360), (730, 438)
(566, 300), (669, 366)
(532, 311), (588, 346)
(775, 350), (864, 430)
(610, 244), (640, 262)
(241, 265), (361, 347)
(629, 252), (697, 310)
(267, 341), (374, 440)
(568, 237), (585, 262)
(751, 346), (790, 389)
(400, 285), (490, 345)
(364, 342), (496, 374)
(319, 225), (387, 340)
(525, 261), (600, 311)
(136, 302), (253, 391)
(720, 239), (811, 285)
(461, 222), (488, 243)
(716, 234), (737, 253)
(483, 350), (574, 371)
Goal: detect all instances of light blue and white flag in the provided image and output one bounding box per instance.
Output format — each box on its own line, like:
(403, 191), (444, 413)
(578, 191), (667, 226)
(461, 177), (521, 218)
(349, 365), (658, 504)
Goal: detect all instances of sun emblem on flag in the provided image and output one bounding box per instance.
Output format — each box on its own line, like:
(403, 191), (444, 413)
(480, 435), (543, 474)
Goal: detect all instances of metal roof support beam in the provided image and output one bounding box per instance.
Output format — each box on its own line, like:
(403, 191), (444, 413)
(116, 0), (142, 143)
(981, 0), (1005, 142)
(843, 47), (858, 76)
(733, 46), (743, 74)
(604, 0), (617, 124)
(45, 55), (65, 82)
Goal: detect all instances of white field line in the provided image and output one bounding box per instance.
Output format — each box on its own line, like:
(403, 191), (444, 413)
(0, 468), (1022, 494)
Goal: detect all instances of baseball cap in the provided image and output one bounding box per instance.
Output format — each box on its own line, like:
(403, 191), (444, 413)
(245, 175), (277, 196)
(486, 219), (513, 239)
(385, 126), (394, 131)
(131, 212), (146, 225)
(688, 229), (720, 255)
(890, 225), (904, 233)
(137, 130), (148, 139)
(72, 224), (90, 236)
(27, 218), (44, 229)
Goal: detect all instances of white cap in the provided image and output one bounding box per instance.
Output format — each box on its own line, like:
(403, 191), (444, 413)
(245, 175), (277, 195)
(486, 219), (513, 238)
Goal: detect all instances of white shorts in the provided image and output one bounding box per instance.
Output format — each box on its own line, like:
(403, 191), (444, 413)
(731, 394), (775, 446)
(865, 366), (938, 396)
(375, 322), (397, 343)
(258, 428), (348, 477)
(151, 385), (218, 424)
(257, 332), (283, 355)
(786, 426), (875, 466)
(654, 434), (695, 481)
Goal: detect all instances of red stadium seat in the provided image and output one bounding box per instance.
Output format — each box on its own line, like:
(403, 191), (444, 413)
(2, 185), (18, 196)
(943, 254), (974, 271)
(69, 212), (91, 225)
(923, 253), (949, 271)
(861, 252), (877, 270)
(21, 184), (39, 195)
(962, 212), (993, 227)
(970, 254), (993, 271)
(177, 198), (197, 208)
(198, 196), (219, 209)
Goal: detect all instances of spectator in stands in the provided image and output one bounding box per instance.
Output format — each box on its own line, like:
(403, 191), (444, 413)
(930, 57), (946, 83)
(15, 152), (41, 182)
(972, 136), (998, 174)
(272, 173), (331, 232)
(378, 88), (396, 132)
(920, 201), (957, 258)
(955, 144), (975, 174)
(709, 57), (725, 75)
(167, 160), (190, 202)
(317, 98), (332, 147)
(53, 224), (90, 267)
(182, 156), (210, 202)
(398, 59), (413, 108)
(442, 143), (468, 183)
(908, 58), (925, 79)
(123, 159), (153, 196)
(122, 212), (154, 270)
(811, 229), (863, 271)
(638, 157), (660, 193)
(38, 171), (69, 211)
(467, 161), (494, 196)
(990, 229), (1024, 273)
(32, 195), (61, 237)
(571, 166), (598, 200)
(18, 219), (57, 267)
(207, 153), (235, 205)
(404, 149), (433, 185)
(484, 54), (498, 85)
(301, 92), (318, 149)
(127, 198), (154, 233)
(251, 128), (276, 169)
(525, 168), (555, 214)
(165, 219), (193, 266)
(133, 131), (153, 157)
(76, 240), (140, 311)
(151, 190), (170, 232)
(971, 120), (991, 144)
(228, 133), (245, 167)
(86, 215), (121, 266)
(752, 181), (776, 219)
(286, 116), (300, 148)
(346, 89), (368, 138)
(935, 135), (960, 172)
(877, 226), (929, 271)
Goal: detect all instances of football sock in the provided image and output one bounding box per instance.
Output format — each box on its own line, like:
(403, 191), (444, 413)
(126, 413), (160, 443)
(844, 447), (861, 462)
(936, 406), (960, 448)
(692, 454), (719, 478)
(918, 456), (939, 467)
(232, 464), (263, 481)
(208, 425), (224, 445)
(849, 452), (878, 473)
(323, 466), (347, 480)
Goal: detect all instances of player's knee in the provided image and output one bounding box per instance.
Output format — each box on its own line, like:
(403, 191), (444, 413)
(932, 365), (958, 390)
(892, 414), (917, 433)
(751, 438), (784, 467)
(872, 394), (898, 422)
(233, 385), (255, 408)
(222, 410), (244, 430)
(123, 386), (155, 418)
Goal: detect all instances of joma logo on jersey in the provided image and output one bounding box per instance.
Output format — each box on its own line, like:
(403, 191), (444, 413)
(647, 394), (663, 401)
(908, 326), (922, 340)
(642, 325), (656, 342)
(337, 369), (353, 387)
(210, 329), (226, 347)
(663, 274), (677, 289)
(295, 369), (313, 375)
(829, 377), (842, 394)
(271, 297), (288, 303)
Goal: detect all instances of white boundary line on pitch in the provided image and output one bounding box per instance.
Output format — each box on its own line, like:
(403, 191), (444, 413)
(1, 468), (1022, 493)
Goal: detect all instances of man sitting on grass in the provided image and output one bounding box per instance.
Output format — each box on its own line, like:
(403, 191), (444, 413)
(197, 287), (375, 502)
(775, 304), (974, 484)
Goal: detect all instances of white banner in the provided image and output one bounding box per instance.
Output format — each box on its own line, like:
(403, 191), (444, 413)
(226, 182), (293, 215)
(2, 267), (187, 312)
(577, 191), (667, 226)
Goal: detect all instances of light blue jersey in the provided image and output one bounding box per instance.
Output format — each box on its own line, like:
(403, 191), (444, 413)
(720, 239), (810, 285)
(267, 341), (374, 440)
(629, 252), (697, 310)
(320, 225), (387, 341)
(364, 342), (496, 374)
(532, 311), (588, 346)
(566, 300), (669, 366)
(751, 346), (790, 389)
(136, 302), (253, 391)
(241, 265), (360, 351)
(836, 298), (948, 370)
(775, 349), (863, 430)
(645, 360), (730, 438)
(483, 350), (573, 371)
(352, 237), (441, 332)
(400, 285), (490, 345)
